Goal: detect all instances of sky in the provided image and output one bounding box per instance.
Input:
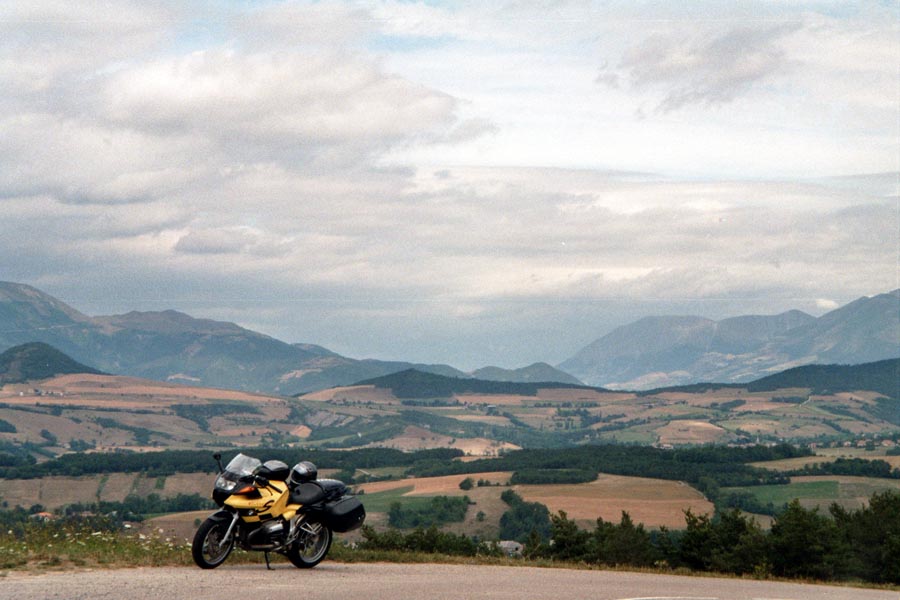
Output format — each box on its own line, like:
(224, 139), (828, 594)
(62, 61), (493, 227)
(1, 1), (897, 371)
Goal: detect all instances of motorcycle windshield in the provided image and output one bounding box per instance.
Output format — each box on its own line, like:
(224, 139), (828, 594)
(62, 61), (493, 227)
(223, 453), (262, 477)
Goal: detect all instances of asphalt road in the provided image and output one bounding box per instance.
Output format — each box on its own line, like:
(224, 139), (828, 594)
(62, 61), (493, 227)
(3, 563), (897, 600)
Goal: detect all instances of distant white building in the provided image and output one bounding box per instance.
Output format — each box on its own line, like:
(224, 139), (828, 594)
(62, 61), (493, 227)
(498, 540), (523, 557)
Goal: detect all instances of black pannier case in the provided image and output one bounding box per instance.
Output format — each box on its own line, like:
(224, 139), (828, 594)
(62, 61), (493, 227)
(324, 495), (366, 533)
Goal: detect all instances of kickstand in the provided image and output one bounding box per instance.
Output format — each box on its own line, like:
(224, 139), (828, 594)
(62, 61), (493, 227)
(264, 551), (273, 570)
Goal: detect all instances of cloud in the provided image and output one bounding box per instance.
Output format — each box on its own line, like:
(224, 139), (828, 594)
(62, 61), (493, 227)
(103, 49), (459, 158)
(606, 23), (798, 112)
(0, 1), (896, 369)
(174, 227), (292, 257)
(0, 0), (473, 211)
(816, 298), (839, 311)
(0, 113), (205, 204)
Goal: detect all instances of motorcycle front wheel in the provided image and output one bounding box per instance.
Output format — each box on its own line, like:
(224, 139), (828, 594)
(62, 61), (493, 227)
(192, 517), (234, 569)
(285, 521), (332, 568)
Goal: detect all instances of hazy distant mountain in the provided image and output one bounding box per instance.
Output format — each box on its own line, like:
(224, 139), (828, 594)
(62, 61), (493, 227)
(3, 281), (896, 395)
(0, 281), (469, 394)
(472, 362), (584, 385)
(90, 309), (327, 392)
(0, 282), (104, 362)
(776, 291), (900, 364)
(0, 342), (103, 383)
(560, 290), (899, 389)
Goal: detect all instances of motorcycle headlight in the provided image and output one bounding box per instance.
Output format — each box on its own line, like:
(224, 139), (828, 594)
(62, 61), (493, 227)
(215, 475), (237, 491)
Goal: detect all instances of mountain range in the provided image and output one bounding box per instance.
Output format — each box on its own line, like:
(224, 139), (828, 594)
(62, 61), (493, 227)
(0, 282), (573, 394)
(0, 281), (897, 394)
(560, 290), (899, 389)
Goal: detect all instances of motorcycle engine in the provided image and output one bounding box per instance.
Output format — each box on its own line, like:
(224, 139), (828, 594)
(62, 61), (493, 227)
(246, 519), (286, 550)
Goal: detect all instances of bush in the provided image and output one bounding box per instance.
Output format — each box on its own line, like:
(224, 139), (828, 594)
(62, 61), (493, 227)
(359, 525), (499, 557)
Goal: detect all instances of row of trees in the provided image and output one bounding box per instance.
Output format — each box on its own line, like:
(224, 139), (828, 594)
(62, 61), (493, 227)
(0, 446), (465, 479)
(409, 444), (807, 486)
(520, 491), (900, 584)
(352, 488), (900, 584)
(509, 468), (596, 485)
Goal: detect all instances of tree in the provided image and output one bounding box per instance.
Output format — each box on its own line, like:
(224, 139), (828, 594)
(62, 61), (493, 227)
(707, 509), (769, 575)
(832, 490), (900, 583)
(546, 511), (591, 562)
(678, 509), (715, 571)
(499, 498), (551, 543)
(769, 500), (849, 580)
(593, 512), (657, 567)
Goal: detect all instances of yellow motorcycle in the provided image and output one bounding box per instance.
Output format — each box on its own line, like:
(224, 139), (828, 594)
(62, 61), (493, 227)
(192, 452), (365, 569)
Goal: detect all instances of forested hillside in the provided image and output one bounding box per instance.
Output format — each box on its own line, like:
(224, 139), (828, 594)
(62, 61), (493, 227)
(0, 342), (102, 383)
(356, 368), (602, 398)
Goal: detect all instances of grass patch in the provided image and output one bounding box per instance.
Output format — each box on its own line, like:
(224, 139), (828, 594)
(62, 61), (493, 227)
(0, 523), (191, 571)
(723, 480), (840, 506)
(357, 466), (407, 479)
(0, 521), (275, 573)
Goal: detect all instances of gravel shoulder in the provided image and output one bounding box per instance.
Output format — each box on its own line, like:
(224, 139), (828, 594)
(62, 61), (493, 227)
(3, 562), (897, 600)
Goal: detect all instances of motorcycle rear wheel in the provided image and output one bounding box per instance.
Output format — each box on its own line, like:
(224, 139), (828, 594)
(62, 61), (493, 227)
(192, 517), (234, 569)
(285, 521), (332, 568)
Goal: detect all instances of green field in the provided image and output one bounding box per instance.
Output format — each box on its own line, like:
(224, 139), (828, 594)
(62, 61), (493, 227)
(725, 480), (840, 506)
(725, 476), (900, 511)
(356, 486), (439, 513)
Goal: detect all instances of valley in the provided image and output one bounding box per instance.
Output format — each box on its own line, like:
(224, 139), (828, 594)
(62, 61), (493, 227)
(1, 366), (898, 462)
(0, 281), (897, 567)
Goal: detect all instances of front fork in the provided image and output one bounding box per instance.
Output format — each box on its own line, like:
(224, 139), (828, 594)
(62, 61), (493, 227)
(218, 512), (241, 551)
